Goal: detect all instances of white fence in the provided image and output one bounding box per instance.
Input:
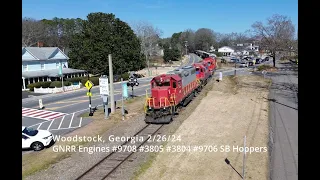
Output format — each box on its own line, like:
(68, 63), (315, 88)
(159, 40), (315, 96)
(34, 84), (81, 94)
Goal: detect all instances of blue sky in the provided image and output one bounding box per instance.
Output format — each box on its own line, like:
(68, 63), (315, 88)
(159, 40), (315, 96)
(22, 0), (298, 38)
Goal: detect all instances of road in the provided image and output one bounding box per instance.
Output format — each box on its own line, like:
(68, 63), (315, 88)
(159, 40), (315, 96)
(267, 60), (298, 180)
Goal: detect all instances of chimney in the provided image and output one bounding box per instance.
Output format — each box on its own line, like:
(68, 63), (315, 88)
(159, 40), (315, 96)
(37, 42), (43, 47)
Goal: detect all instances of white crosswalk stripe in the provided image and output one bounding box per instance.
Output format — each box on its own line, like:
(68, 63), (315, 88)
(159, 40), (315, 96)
(22, 107), (68, 121)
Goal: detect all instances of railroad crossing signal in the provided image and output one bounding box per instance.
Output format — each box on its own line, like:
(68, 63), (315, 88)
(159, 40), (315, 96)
(85, 80), (93, 90)
(127, 74), (139, 87)
(127, 73), (139, 97)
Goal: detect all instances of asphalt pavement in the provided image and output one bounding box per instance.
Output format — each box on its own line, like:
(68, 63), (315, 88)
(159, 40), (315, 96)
(267, 61), (298, 180)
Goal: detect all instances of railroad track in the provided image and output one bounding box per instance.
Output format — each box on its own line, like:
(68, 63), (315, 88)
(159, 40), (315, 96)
(75, 124), (164, 180)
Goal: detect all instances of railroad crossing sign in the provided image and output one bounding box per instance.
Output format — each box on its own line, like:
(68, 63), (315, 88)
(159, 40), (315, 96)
(86, 92), (92, 96)
(85, 80), (93, 90)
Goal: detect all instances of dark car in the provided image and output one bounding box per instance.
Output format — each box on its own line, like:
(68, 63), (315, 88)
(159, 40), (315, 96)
(255, 58), (261, 64)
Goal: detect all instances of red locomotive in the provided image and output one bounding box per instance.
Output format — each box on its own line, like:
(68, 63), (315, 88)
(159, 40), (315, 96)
(144, 55), (217, 124)
(145, 65), (201, 123)
(193, 63), (211, 88)
(201, 57), (217, 76)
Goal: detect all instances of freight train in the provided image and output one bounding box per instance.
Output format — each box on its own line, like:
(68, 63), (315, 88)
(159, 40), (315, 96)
(144, 56), (216, 123)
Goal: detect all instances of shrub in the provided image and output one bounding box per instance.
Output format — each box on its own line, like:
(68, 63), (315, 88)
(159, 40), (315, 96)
(214, 51), (223, 57)
(49, 81), (71, 88)
(80, 77), (99, 86)
(65, 77), (84, 83)
(257, 64), (271, 71)
(121, 73), (130, 81)
(27, 81), (52, 91)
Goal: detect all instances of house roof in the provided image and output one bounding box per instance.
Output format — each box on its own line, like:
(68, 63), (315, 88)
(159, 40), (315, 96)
(218, 46), (234, 52)
(22, 47), (69, 61)
(22, 68), (87, 78)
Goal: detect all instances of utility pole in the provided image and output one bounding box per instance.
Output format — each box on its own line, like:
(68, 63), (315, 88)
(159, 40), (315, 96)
(121, 78), (125, 121)
(243, 135), (247, 180)
(184, 41), (188, 55)
(59, 61), (64, 92)
(234, 60), (237, 76)
(108, 54), (115, 113)
(146, 53), (150, 76)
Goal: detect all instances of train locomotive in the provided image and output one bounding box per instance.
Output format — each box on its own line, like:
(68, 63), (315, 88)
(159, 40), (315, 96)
(144, 65), (200, 123)
(144, 55), (217, 124)
(201, 57), (217, 76)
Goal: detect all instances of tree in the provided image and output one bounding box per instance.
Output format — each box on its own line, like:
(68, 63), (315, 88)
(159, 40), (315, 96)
(216, 33), (232, 47)
(194, 28), (217, 51)
(163, 47), (180, 62)
(251, 14), (296, 67)
(68, 12), (144, 75)
(131, 21), (163, 75)
(22, 17), (46, 47)
(41, 18), (83, 51)
(180, 29), (196, 52)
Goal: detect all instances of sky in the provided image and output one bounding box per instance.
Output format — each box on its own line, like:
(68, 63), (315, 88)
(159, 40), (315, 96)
(22, 0), (298, 38)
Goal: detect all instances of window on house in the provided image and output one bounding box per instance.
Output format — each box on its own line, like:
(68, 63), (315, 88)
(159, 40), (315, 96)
(41, 63), (44, 70)
(23, 64), (27, 71)
(56, 62), (60, 68)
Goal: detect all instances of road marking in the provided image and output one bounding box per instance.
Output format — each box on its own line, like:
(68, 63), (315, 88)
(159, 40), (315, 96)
(69, 113), (75, 128)
(22, 107), (68, 121)
(53, 100), (88, 104)
(58, 116), (65, 129)
(79, 117), (83, 127)
(49, 127), (80, 131)
(28, 122), (44, 128)
(47, 119), (54, 130)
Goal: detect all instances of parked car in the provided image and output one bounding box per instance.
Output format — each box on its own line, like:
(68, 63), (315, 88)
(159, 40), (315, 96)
(255, 58), (262, 64)
(238, 60), (249, 67)
(22, 126), (55, 151)
(231, 58), (240, 63)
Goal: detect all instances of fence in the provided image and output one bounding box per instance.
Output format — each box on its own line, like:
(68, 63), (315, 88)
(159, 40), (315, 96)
(34, 84), (81, 94)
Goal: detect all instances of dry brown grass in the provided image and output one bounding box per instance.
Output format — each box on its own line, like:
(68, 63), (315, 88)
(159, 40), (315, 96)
(137, 75), (271, 180)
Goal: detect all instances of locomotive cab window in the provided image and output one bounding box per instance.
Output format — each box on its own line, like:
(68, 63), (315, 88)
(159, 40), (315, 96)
(172, 82), (177, 88)
(155, 79), (170, 87)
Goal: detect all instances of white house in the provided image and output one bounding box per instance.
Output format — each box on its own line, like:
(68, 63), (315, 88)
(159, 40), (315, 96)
(22, 47), (87, 90)
(218, 46), (235, 56)
(242, 50), (250, 55)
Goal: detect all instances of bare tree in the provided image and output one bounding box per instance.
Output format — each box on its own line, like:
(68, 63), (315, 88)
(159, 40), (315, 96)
(252, 14), (296, 67)
(22, 17), (46, 47)
(131, 21), (162, 75)
(181, 29), (196, 52)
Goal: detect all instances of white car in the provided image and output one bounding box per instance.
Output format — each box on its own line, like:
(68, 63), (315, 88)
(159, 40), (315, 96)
(22, 126), (54, 151)
(239, 61), (249, 67)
